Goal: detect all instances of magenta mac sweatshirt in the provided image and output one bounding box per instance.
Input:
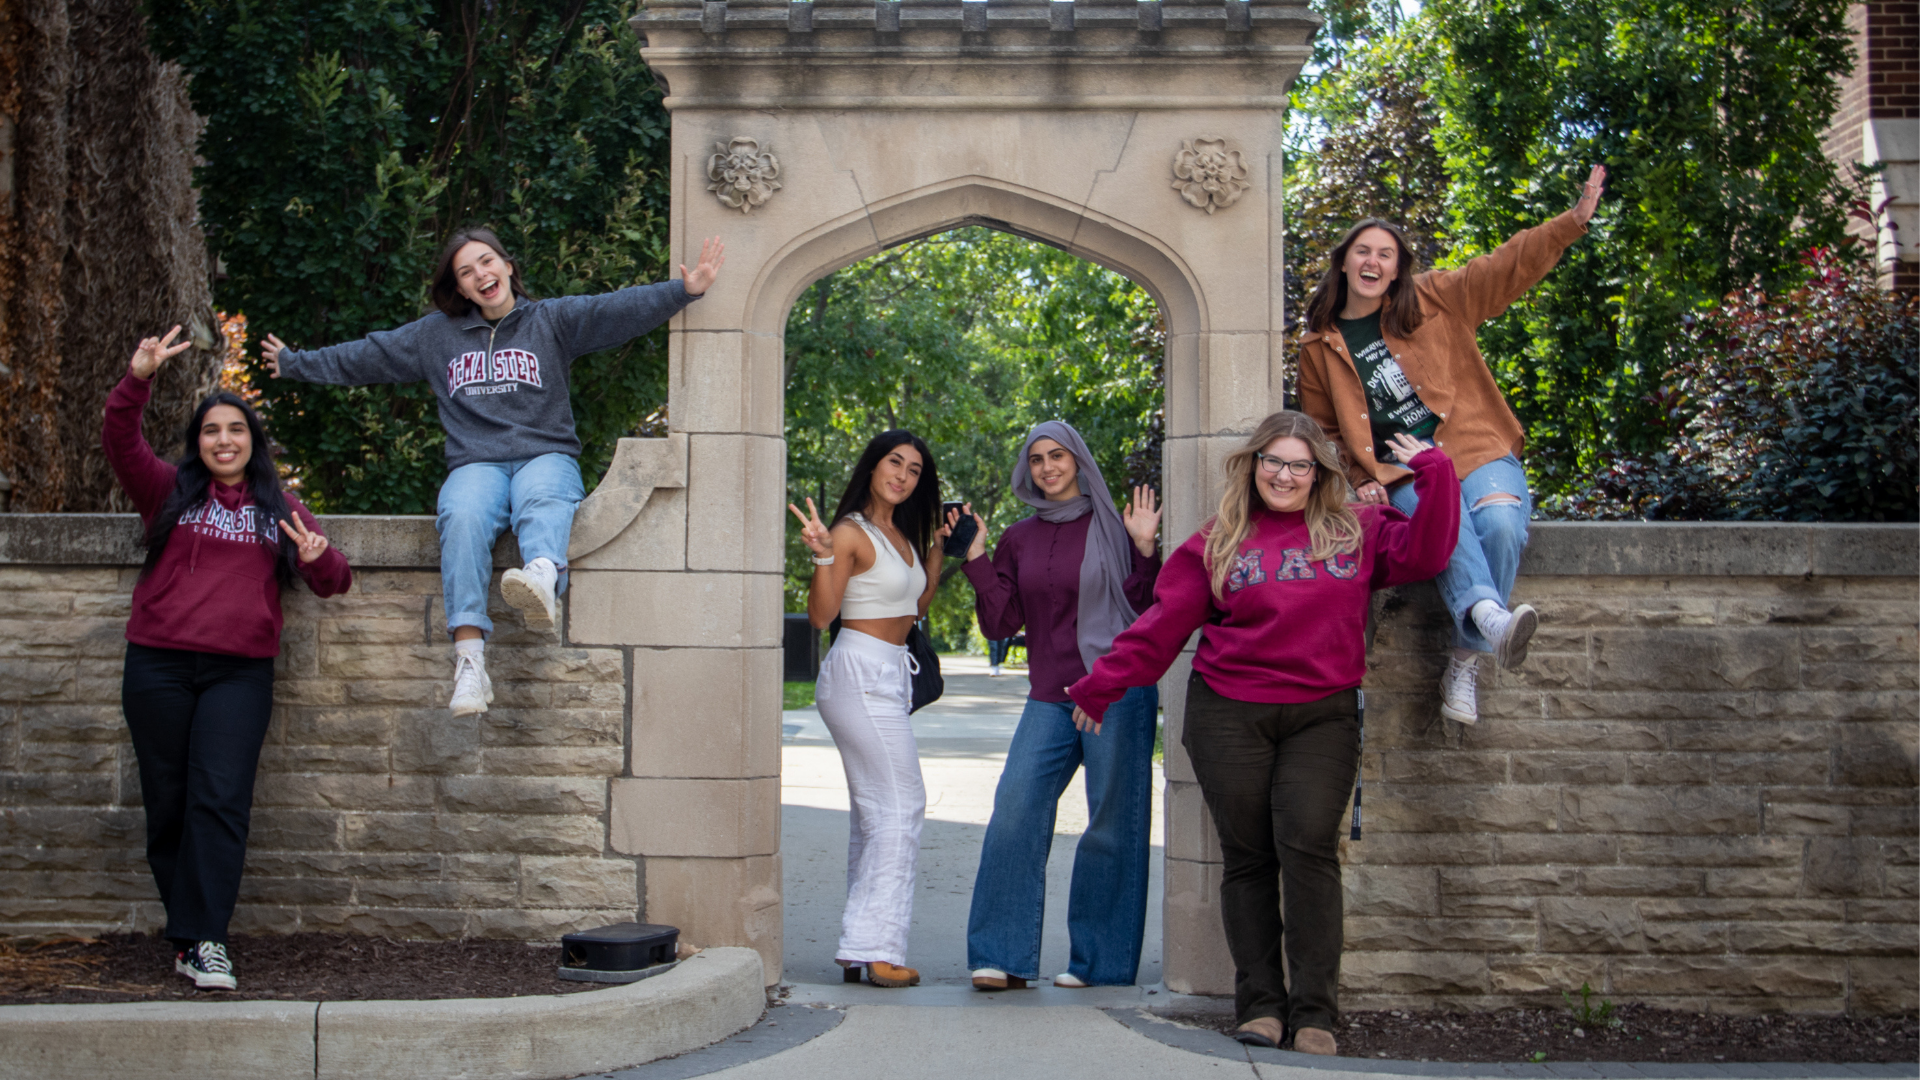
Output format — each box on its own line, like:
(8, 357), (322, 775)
(103, 369), (352, 658)
(1068, 448), (1461, 722)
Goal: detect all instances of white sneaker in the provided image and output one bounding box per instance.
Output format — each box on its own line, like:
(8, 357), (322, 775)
(449, 652), (493, 717)
(1440, 654), (1479, 725)
(970, 967), (1028, 990)
(501, 557), (559, 631)
(1053, 972), (1090, 988)
(1472, 601), (1538, 670)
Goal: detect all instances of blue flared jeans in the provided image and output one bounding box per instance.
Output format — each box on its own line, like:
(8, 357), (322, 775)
(965, 684), (1158, 985)
(1387, 453), (1531, 652)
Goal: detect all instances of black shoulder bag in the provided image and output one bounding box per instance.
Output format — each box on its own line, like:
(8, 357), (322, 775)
(905, 619), (943, 714)
(827, 617), (944, 714)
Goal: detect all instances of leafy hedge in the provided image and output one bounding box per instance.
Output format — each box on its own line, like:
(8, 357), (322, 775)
(1555, 249), (1918, 522)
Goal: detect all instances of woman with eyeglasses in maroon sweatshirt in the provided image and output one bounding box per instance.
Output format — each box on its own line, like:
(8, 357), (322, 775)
(1068, 410), (1458, 1056)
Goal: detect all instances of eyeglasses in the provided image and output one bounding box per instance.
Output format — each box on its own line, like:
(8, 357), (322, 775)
(1254, 453), (1317, 477)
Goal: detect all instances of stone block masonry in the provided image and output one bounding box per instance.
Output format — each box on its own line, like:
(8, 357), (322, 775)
(0, 515), (642, 943)
(1, 515), (1914, 1014)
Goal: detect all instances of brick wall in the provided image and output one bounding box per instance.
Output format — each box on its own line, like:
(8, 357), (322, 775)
(1825, 1), (1920, 289)
(0, 517), (641, 940)
(1825, 2), (1874, 170)
(1163, 524), (1919, 1016)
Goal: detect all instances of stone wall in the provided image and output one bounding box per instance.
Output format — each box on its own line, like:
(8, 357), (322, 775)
(2, 515), (1915, 1014)
(0, 515), (641, 941)
(1162, 522), (1920, 1015)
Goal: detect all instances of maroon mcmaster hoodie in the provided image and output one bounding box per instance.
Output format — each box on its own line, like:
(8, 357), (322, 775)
(103, 369), (352, 658)
(1067, 447), (1461, 723)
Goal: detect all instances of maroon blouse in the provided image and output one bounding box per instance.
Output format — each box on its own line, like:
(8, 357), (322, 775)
(962, 512), (1161, 702)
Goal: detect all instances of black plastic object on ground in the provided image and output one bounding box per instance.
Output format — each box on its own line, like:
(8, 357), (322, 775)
(557, 922), (680, 984)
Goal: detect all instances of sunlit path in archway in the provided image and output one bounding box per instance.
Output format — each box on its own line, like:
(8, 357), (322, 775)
(780, 653), (1166, 988)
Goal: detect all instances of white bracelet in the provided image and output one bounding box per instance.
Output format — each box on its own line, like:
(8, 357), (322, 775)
(811, 554), (835, 566)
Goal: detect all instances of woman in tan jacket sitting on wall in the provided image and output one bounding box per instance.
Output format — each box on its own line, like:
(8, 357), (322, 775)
(1295, 165), (1606, 724)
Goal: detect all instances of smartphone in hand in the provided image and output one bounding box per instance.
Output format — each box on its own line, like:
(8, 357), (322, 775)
(941, 500), (979, 558)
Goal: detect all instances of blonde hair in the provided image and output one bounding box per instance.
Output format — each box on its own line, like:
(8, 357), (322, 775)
(1203, 411), (1363, 601)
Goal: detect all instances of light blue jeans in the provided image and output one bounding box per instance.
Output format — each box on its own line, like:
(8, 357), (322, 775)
(436, 453), (584, 637)
(965, 684), (1158, 985)
(1388, 453), (1531, 653)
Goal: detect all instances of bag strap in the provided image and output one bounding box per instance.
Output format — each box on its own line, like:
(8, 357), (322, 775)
(1349, 688), (1365, 842)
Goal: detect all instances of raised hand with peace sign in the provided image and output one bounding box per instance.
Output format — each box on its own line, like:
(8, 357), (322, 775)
(788, 496), (835, 561)
(131, 325), (195, 381)
(278, 515), (331, 565)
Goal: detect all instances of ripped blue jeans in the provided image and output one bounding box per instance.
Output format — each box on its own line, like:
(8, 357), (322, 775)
(1388, 454), (1531, 653)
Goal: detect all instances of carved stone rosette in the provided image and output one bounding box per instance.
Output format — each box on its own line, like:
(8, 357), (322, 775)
(1171, 138), (1251, 215)
(707, 137), (782, 214)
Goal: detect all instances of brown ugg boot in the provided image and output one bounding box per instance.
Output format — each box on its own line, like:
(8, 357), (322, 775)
(1233, 1017), (1284, 1048)
(865, 961), (921, 987)
(1293, 1027), (1339, 1056)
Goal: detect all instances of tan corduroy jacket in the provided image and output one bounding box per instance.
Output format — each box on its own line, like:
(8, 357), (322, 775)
(1297, 211), (1587, 490)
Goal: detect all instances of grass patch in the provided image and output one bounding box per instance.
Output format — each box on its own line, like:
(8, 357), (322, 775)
(783, 681), (816, 710)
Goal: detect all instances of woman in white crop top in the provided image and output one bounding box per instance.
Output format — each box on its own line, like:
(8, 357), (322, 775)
(789, 429), (952, 988)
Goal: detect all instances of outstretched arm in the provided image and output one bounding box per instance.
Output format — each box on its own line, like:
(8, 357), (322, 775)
(1067, 538), (1215, 731)
(550, 237), (728, 358)
(1425, 164), (1604, 326)
(264, 319), (432, 386)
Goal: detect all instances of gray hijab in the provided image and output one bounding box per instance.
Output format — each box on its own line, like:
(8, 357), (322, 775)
(1011, 420), (1140, 672)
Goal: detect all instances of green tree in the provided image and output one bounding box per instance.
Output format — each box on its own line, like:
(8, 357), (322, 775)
(783, 228), (1163, 650)
(1282, 28), (1450, 394)
(1424, 0), (1858, 500)
(146, 0), (671, 512)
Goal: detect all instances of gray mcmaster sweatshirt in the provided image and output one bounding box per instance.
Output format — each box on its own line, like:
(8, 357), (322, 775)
(277, 280), (696, 470)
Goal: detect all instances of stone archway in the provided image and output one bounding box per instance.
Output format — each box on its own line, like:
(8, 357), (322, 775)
(566, 0), (1318, 990)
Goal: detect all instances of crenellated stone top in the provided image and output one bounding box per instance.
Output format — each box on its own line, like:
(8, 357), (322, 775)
(630, 0), (1322, 110)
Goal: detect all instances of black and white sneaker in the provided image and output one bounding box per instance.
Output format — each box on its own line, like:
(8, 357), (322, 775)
(175, 940), (238, 991)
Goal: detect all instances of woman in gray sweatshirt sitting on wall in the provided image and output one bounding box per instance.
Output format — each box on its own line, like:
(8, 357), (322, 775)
(262, 228), (725, 717)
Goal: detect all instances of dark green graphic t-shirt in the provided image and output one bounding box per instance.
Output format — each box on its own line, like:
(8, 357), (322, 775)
(1336, 310), (1438, 463)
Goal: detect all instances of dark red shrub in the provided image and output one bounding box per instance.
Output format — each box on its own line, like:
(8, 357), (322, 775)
(1559, 249), (1917, 522)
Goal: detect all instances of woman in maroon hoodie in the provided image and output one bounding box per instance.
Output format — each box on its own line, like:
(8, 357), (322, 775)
(104, 327), (352, 991)
(1069, 411), (1458, 1055)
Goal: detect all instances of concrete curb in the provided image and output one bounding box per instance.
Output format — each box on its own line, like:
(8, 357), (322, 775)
(0, 998), (316, 1080)
(0, 946), (766, 1080)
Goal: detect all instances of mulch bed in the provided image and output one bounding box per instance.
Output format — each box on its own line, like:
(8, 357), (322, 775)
(1187, 1005), (1920, 1064)
(0, 933), (603, 1005)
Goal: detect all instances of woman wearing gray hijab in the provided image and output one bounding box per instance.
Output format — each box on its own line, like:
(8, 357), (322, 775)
(952, 420), (1162, 989)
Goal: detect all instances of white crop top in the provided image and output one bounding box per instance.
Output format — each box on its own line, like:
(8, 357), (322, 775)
(840, 513), (925, 619)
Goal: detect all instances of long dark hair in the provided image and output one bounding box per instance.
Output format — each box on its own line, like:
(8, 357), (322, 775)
(1304, 217), (1427, 338)
(430, 226), (533, 319)
(142, 392), (301, 585)
(830, 430), (941, 557)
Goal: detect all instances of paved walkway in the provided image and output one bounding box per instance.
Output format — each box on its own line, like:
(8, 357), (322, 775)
(780, 653), (1166, 987)
(600, 990), (1920, 1080)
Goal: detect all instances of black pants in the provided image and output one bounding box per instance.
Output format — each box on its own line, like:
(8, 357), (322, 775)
(1181, 672), (1359, 1032)
(121, 643), (276, 945)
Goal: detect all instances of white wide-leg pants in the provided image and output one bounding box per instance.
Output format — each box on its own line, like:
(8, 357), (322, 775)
(814, 628), (925, 966)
